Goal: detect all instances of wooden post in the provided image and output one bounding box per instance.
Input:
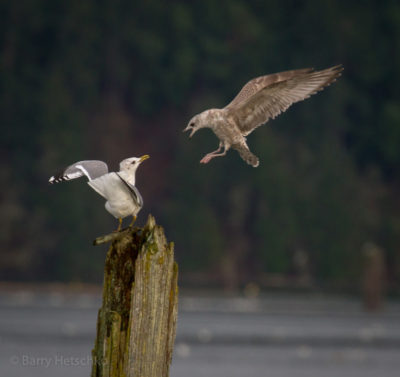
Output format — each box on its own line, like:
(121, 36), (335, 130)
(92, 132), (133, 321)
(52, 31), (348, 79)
(362, 242), (386, 311)
(91, 215), (178, 377)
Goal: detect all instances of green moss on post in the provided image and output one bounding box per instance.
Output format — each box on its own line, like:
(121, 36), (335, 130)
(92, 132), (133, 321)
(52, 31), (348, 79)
(91, 215), (178, 377)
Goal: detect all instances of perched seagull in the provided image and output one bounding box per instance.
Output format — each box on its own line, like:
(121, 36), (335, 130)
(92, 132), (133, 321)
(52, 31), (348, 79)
(184, 65), (343, 167)
(49, 155), (149, 230)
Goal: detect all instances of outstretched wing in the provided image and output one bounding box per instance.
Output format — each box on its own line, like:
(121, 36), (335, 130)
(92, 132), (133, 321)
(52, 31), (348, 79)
(225, 65), (343, 135)
(49, 160), (109, 183)
(116, 173), (144, 208)
(225, 68), (313, 109)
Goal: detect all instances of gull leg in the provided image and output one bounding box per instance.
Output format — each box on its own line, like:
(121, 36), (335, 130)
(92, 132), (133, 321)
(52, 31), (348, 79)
(207, 142), (223, 155)
(116, 217), (123, 232)
(200, 144), (228, 164)
(129, 215), (137, 228)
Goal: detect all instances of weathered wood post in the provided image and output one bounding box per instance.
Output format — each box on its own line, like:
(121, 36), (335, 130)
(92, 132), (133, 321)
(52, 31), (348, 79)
(362, 242), (386, 311)
(91, 215), (178, 377)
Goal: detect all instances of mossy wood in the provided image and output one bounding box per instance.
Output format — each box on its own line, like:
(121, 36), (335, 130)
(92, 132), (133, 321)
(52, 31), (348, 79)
(91, 215), (178, 377)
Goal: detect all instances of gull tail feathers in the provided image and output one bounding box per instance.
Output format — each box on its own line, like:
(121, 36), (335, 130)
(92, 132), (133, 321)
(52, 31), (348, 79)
(232, 143), (260, 167)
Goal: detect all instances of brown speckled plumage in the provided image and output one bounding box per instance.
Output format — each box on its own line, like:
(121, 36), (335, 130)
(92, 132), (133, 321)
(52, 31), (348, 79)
(184, 65), (343, 167)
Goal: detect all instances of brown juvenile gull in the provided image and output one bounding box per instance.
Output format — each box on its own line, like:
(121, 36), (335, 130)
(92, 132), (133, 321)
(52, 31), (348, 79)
(184, 65), (343, 167)
(49, 155), (149, 230)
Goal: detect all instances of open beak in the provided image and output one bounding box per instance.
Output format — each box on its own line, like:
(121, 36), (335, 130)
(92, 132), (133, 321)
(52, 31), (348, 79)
(183, 126), (194, 138)
(139, 154), (150, 163)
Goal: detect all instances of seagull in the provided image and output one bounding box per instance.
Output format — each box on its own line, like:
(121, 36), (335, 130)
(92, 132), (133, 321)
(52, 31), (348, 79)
(184, 65), (343, 167)
(49, 155), (149, 230)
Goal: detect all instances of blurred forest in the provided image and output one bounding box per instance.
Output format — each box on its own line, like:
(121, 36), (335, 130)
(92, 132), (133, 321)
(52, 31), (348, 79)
(1, 0), (399, 292)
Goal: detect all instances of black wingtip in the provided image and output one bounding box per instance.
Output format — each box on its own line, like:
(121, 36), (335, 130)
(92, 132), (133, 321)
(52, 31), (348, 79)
(48, 174), (68, 184)
(48, 176), (59, 184)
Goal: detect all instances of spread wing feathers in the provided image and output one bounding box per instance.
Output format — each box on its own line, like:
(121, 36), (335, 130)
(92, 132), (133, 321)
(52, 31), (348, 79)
(225, 68), (314, 110)
(116, 173), (144, 208)
(49, 160), (108, 184)
(227, 65), (343, 135)
(232, 143), (260, 167)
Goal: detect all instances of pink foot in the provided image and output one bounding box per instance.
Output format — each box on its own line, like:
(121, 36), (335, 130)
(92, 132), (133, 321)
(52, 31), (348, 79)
(200, 156), (212, 164)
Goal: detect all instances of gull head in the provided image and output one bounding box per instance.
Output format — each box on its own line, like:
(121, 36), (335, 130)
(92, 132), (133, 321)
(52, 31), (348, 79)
(183, 111), (212, 138)
(119, 154), (150, 173)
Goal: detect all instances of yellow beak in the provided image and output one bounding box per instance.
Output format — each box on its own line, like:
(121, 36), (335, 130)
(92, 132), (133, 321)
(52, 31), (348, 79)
(139, 154), (150, 163)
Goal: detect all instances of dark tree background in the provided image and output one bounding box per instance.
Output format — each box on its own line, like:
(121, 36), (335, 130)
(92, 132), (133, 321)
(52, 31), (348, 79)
(1, 0), (399, 291)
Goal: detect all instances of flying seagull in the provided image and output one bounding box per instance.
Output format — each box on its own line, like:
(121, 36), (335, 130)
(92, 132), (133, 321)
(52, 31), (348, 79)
(49, 155), (149, 230)
(184, 65), (343, 167)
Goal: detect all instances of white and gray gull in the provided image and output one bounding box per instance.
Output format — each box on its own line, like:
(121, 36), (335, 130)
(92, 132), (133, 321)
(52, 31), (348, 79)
(184, 65), (343, 167)
(49, 155), (149, 230)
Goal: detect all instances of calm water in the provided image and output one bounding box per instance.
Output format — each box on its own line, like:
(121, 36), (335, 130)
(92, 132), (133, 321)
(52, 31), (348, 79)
(1, 290), (400, 377)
